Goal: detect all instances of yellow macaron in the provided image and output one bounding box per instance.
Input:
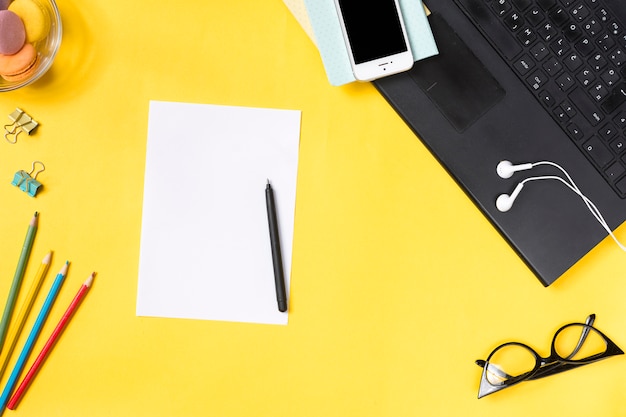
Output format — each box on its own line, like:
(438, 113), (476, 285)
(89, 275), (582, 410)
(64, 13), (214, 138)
(8, 0), (49, 43)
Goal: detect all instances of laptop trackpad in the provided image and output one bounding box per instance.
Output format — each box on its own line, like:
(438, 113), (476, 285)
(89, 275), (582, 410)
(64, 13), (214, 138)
(410, 13), (505, 132)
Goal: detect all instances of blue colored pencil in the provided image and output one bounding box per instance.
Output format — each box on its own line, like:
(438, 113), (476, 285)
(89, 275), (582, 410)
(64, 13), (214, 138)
(0, 261), (68, 414)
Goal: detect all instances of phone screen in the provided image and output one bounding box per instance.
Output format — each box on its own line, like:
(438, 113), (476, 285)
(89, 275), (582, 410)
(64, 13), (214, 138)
(336, 0), (408, 64)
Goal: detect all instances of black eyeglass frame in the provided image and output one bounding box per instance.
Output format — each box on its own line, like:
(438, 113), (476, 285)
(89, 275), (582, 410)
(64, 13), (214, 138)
(476, 314), (624, 398)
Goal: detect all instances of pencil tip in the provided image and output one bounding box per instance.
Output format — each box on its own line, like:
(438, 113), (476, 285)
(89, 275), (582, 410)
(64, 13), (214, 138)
(42, 252), (52, 263)
(34, 211), (38, 217)
(85, 273), (95, 287)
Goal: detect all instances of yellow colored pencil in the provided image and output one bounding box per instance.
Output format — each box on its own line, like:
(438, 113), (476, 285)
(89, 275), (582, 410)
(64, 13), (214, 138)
(0, 252), (51, 379)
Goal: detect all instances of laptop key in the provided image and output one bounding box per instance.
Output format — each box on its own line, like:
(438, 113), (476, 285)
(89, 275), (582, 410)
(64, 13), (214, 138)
(575, 37), (595, 56)
(538, 22), (558, 41)
(605, 161), (625, 180)
(556, 72), (575, 90)
(528, 69), (549, 90)
(614, 111), (626, 128)
(563, 22), (583, 41)
(599, 122), (618, 140)
(589, 81), (609, 101)
(514, 55), (535, 74)
(570, 88), (604, 125)
(566, 123), (585, 140)
(504, 12), (524, 31)
(591, 53), (608, 71)
(601, 68), (620, 87)
(600, 82), (626, 113)
(564, 52), (583, 71)
(549, 7), (569, 27)
(512, 0), (532, 11)
(491, 0), (512, 17)
(576, 67), (594, 86)
(537, 0), (557, 11)
(571, 4), (590, 22)
(517, 27), (536, 46)
(583, 19), (602, 37)
(609, 48), (626, 66)
(562, 100), (576, 117)
(608, 21), (622, 37)
(531, 42), (550, 59)
(583, 136), (613, 167)
(551, 37), (570, 56)
(597, 33), (615, 52)
(526, 8), (544, 26)
(539, 89), (557, 107)
(610, 138), (626, 154)
(615, 177), (626, 195)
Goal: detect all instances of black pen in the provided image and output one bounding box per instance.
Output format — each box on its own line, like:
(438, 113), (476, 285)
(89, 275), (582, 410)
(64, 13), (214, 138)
(265, 180), (287, 312)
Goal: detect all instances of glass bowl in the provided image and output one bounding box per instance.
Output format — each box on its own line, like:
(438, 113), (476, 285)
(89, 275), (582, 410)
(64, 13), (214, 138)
(0, 0), (62, 92)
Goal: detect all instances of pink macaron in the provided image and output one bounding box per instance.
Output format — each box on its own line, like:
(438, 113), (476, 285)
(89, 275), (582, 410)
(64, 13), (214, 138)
(0, 1), (12, 10)
(0, 10), (25, 55)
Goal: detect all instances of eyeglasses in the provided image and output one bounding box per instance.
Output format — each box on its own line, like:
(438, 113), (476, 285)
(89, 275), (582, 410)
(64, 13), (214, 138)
(476, 314), (623, 398)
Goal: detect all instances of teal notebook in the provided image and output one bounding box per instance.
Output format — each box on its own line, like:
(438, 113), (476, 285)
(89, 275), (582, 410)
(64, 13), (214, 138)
(302, 0), (438, 86)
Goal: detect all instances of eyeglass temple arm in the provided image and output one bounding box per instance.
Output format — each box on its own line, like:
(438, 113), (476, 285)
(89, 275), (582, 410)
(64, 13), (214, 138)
(564, 314), (595, 361)
(527, 361), (584, 380)
(527, 347), (623, 380)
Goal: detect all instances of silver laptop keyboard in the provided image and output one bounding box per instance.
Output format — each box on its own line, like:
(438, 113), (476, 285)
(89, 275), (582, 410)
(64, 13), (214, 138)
(454, 0), (626, 198)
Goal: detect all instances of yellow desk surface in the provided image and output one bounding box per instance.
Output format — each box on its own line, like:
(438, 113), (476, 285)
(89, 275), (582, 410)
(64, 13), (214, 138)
(0, 1), (624, 416)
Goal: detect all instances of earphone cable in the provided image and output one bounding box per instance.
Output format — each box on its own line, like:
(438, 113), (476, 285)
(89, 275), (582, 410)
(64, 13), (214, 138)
(519, 173), (626, 252)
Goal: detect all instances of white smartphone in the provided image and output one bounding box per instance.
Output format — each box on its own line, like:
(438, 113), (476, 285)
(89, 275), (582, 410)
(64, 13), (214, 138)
(334, 0), (414, 82)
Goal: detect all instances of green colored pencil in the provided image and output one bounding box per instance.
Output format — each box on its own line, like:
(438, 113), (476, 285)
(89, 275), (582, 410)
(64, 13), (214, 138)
(0, 212), (39, 355)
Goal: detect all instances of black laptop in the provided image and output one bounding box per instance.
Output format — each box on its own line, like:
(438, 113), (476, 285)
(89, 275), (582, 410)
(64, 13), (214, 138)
(374, 0), (626, 285)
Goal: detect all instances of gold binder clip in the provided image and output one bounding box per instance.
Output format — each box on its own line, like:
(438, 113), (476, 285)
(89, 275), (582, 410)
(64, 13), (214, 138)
(4, 108), (38, 144)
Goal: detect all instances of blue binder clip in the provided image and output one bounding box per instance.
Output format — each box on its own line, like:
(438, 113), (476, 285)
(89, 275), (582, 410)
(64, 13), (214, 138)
(11, 161), (45, 197)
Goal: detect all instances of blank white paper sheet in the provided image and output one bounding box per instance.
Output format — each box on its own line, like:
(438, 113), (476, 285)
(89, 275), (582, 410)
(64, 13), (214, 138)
(137, 101), (301, 325)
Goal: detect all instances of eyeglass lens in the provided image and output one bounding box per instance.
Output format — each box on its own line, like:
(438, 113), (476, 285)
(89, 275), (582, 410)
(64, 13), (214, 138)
(485, 344), (535, 386)
(554, 324), (607, 360)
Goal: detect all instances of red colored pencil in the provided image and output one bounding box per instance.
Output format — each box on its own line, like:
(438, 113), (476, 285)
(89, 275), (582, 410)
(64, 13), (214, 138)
(7, 273), (95, 410)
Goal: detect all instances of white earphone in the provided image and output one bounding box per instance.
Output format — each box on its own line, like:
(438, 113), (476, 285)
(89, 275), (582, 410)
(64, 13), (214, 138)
(495, 182), (524, 212)
(495, 160), (626, 252)
(496, 160), (533, 179)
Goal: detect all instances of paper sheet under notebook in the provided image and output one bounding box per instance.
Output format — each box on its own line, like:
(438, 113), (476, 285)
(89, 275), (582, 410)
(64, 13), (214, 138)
(137, 101), (301, 325)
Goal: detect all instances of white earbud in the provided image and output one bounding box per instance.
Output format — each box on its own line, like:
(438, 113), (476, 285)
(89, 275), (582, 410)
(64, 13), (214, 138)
(496, 160), (533, 179)
(496, 182), (524, 212)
